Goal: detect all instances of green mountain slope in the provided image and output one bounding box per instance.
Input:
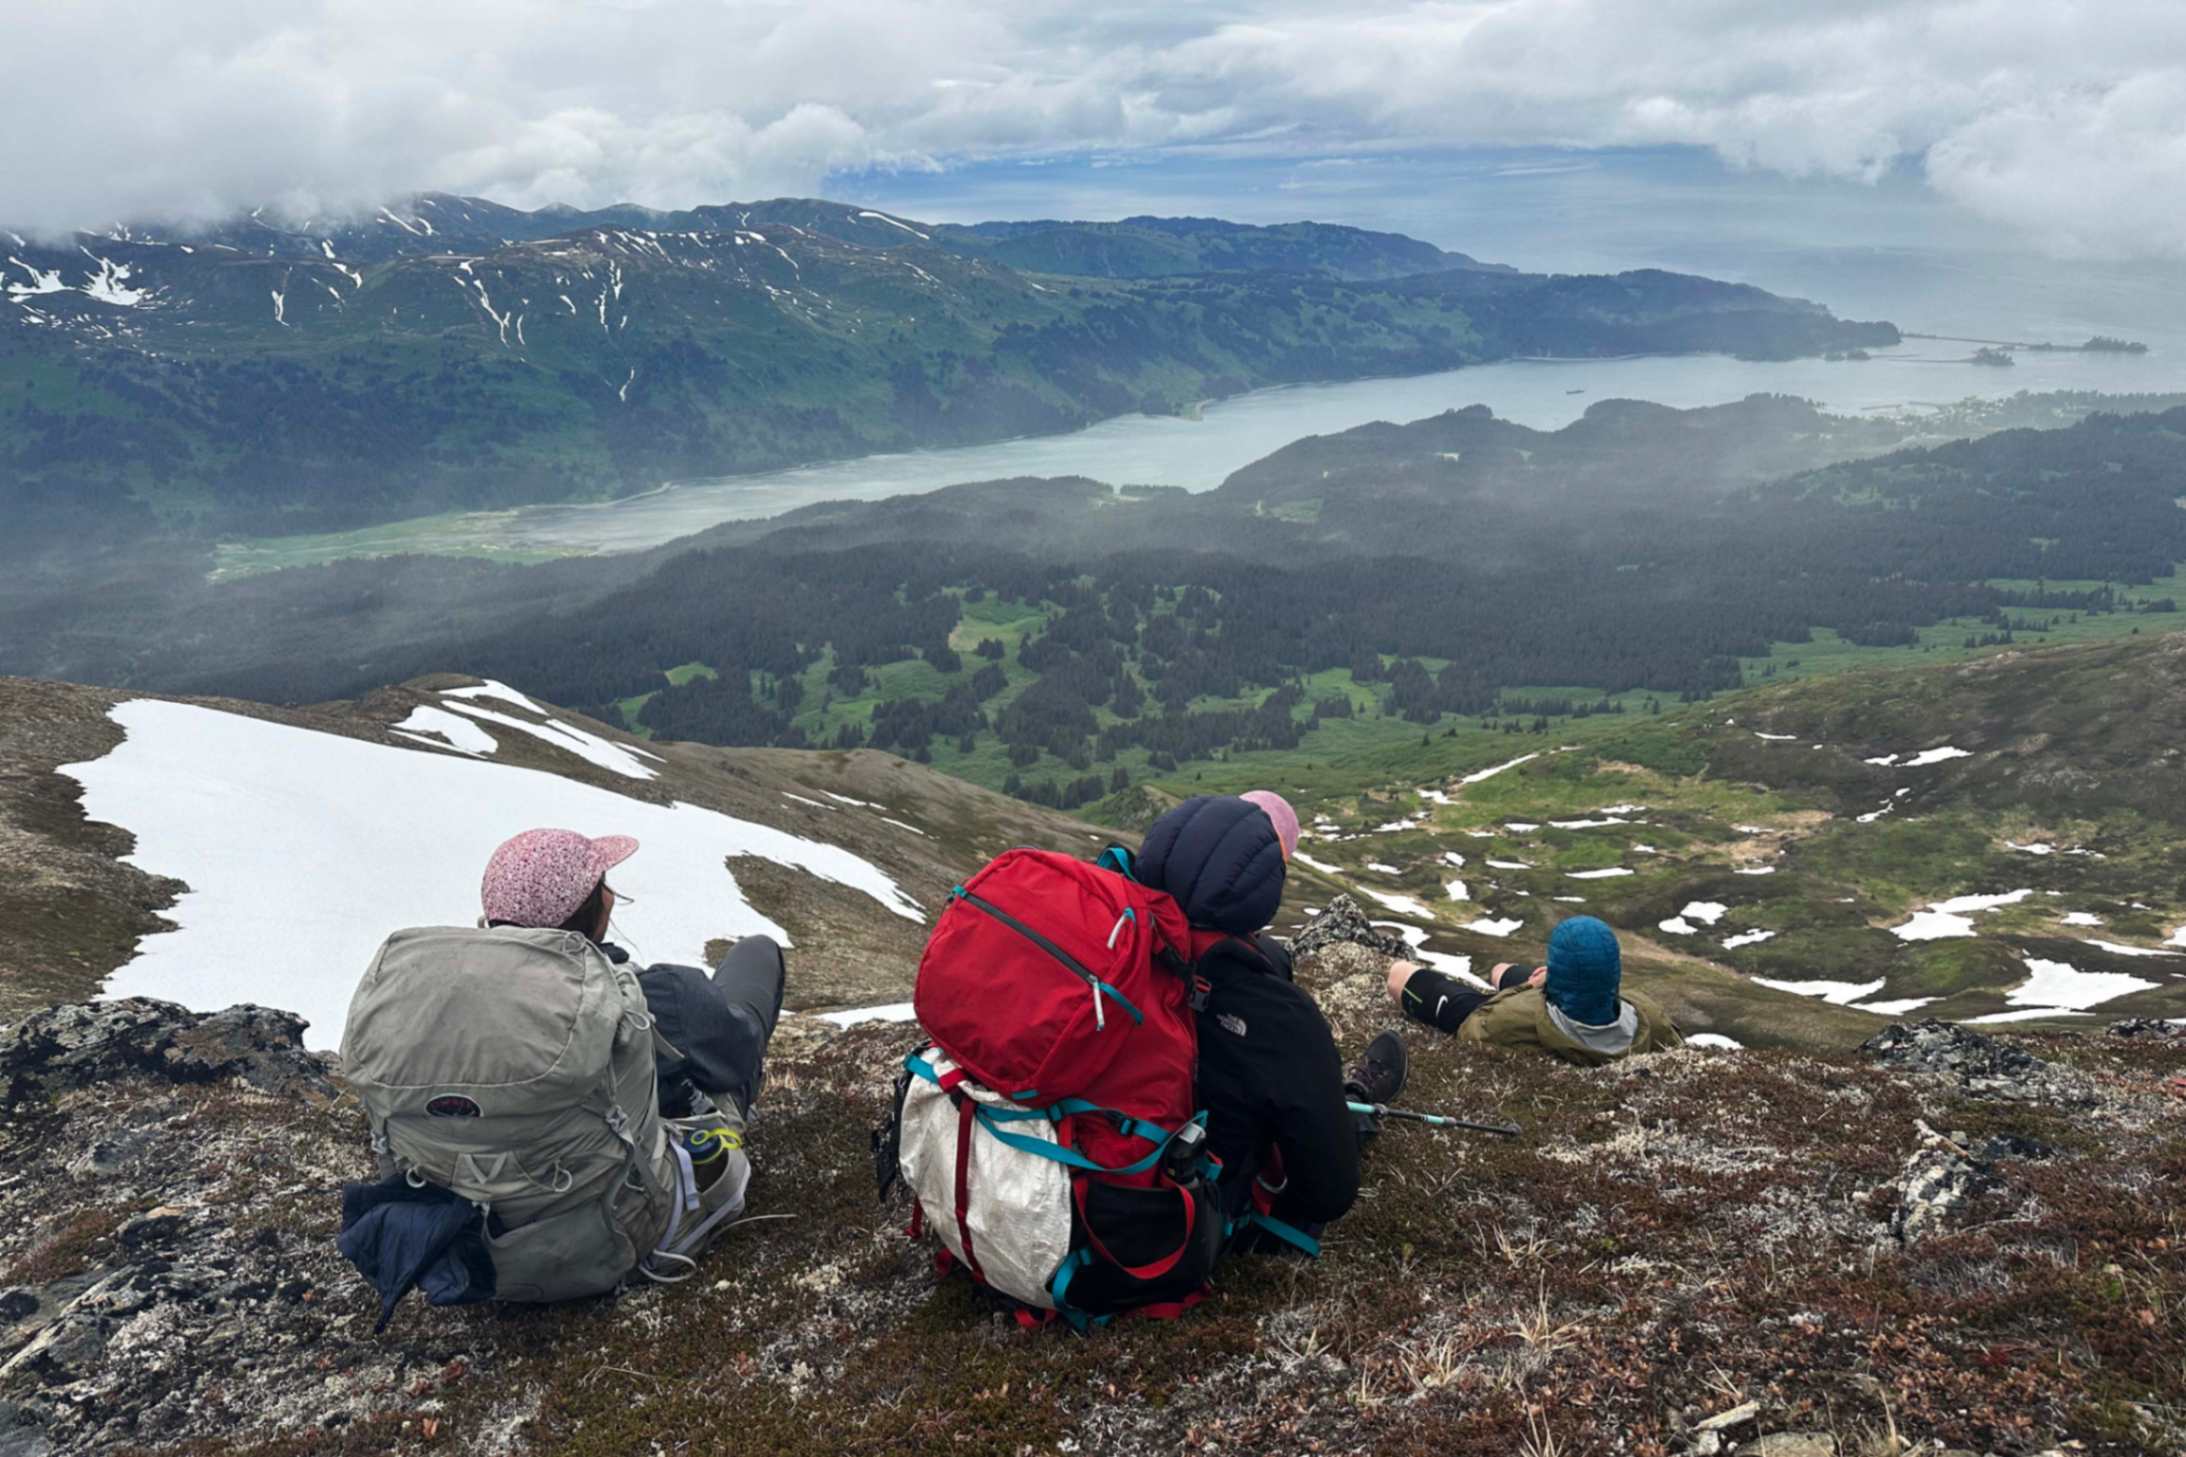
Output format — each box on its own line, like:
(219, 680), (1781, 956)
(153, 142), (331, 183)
(3, 196), (1895, 540)
(934, 212), (1513, 279)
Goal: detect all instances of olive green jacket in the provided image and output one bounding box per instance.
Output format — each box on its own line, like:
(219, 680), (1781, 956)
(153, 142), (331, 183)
(1456, 986), (1682, 1066)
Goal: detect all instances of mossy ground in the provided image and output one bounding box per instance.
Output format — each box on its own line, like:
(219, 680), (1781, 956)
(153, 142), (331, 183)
(1265, 633), (2186, 1041)
(21, 987), (2181, 1457)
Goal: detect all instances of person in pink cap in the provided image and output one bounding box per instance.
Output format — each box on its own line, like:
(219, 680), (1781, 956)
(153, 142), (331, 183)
(481, 827), (789, 1174)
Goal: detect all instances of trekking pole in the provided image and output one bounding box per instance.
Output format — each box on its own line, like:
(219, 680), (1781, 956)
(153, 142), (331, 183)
(1347, 1101), (1520, 1137)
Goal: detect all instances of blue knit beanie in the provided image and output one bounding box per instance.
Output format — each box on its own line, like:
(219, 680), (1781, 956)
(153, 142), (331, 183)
(1545, 916), (1622, 1025)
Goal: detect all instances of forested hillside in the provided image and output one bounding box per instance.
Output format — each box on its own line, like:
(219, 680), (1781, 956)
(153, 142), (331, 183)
(2, 196), (1892, 543)
(12, 395), (2178, 817)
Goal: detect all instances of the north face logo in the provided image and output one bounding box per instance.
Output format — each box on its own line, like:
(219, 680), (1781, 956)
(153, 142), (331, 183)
(1216, 1013), (1248, 1038)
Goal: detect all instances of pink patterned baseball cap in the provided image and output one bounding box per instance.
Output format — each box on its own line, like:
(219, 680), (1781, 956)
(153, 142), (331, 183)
(481, 828), (639, 928)
(1241, 790), (1300, 860)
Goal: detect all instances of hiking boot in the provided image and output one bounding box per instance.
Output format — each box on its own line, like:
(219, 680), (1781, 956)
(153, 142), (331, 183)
(1344, 1029), (1408, 1107)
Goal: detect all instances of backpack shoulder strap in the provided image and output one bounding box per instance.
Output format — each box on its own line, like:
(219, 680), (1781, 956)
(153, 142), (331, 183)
(1094, 844), (1138, 879)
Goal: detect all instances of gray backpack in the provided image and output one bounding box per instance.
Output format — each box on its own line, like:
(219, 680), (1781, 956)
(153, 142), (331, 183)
(342, 925), (698, 1301)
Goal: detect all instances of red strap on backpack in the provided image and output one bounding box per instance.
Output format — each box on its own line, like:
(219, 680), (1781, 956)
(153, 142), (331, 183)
(953, 1098), (987, 1285)
(1071, 1177), (1198, 1282)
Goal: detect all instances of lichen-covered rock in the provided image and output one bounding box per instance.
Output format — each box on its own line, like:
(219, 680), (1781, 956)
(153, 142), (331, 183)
(1288, 894), (1408, 960)
(2107, 1017), (2184, 1040)
(1859, 1018), (2055, 1098)
(0, 998), (333, 1106)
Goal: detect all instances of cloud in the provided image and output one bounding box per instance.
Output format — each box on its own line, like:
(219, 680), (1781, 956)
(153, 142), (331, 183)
(3, 1), (2182, 257)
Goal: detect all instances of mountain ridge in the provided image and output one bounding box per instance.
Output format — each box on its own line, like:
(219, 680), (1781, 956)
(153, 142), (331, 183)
(2, 194), (1896, 543)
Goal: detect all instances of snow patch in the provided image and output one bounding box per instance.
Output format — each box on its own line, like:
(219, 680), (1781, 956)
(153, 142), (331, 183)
(1856, 997), (1937, 1017)
(1460, 916), (1524, 938)
(58, 700), (924, 1037)
(1966, 1008), (2096, 1025)
(1686, 1033), (1743, 1050)
(1903, 746), (1972, 767)
(1888, 889), (2033, 941)
(1294, 852), (1341, 875)
(1722, 930), (1776, 950)
(1566, 867), (1633, 880)
(79, 252), (146, 306)
(446, 681), (547, 714)
(5, 256), (66, 299)
(1361, 888), (1436, 919)
(442, 701), (661, 781)
(1444, 879), (1469, 902)
(816, 1001), (917, 1028)
(857, 211), (931, 241)
(1753, 976), (1886, 1005)
(391, 706), (498, 757)
(1459, 752), (1537, 786)
(2010, 956), (2157, 1010)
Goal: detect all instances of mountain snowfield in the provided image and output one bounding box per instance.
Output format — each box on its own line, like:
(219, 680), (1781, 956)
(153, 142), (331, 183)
(58, 692), (925, 1039)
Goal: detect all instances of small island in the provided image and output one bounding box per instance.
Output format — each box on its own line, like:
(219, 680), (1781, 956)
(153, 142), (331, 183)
(1970, 346), (2015, 367)
(2083, 335), (2150, 353)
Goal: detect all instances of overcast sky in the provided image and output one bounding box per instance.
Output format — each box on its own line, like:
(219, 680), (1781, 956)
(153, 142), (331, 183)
(7, 1), (2184, 260)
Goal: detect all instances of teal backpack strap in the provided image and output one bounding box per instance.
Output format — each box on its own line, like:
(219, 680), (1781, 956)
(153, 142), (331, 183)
(1244, 1211), (1322, 1258)
(974, 1110), (1171, 1176)
(1095, 845), (1138, 879)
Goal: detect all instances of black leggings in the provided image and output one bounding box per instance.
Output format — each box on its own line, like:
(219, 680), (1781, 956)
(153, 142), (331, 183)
(1399, 964), (1525, 1033)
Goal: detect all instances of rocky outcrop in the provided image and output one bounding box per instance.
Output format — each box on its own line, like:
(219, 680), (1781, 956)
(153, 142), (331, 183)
(1858, 1018), (2057, 1098)
(0, 999), (333, 1108)
(1287, 893), (1409, 960)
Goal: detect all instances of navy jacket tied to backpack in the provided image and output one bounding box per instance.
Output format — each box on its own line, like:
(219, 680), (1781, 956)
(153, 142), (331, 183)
(1135, 795), (1288, 937)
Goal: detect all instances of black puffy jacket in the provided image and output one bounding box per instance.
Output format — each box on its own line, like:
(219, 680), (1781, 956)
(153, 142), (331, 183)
(1137, 797), (1359, 1230)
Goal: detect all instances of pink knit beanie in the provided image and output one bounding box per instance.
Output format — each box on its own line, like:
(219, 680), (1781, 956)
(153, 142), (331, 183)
(1240, 790), (1300, 860)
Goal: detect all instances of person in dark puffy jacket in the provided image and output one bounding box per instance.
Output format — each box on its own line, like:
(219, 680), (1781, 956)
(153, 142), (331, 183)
(1134, 794), (1407, 1252)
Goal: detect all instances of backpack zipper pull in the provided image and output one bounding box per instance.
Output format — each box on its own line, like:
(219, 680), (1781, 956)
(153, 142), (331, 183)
(1092, 980), (1107, 1031)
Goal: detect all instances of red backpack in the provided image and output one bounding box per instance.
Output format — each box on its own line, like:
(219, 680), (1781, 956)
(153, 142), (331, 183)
(888, 847), (1224, 1327)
